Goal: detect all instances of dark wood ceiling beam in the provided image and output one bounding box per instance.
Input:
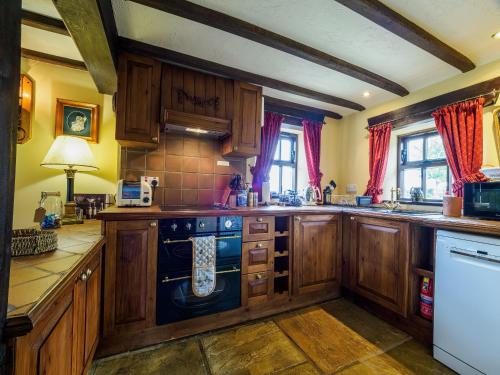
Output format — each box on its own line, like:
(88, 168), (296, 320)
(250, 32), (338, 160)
(119, 37), (365, 111)
(264, 96), (341, 120)
(335, 0), (475, 72)
(21, 48), (87, 70)
(130, 0), (409, 96)
(51, 0), (117, 94)
(21, 9), (69, 36)
(368, 76), (500, 129)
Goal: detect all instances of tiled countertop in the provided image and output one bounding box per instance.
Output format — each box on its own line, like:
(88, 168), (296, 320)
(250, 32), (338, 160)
(7, 221), (104, 333)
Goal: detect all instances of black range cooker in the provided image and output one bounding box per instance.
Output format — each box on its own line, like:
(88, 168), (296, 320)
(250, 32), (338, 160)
(156, 215), (242, 325)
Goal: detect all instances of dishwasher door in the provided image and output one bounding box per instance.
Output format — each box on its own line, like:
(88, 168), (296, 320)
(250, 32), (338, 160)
(434, 230), (500, 375)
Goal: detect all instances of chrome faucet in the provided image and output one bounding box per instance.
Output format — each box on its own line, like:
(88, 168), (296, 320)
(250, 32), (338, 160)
(383, 187), (401, 210)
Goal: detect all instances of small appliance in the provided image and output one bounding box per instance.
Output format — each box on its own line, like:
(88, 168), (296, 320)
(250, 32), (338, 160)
(463, 181), (500, 220)
(116, 180), (152, 207)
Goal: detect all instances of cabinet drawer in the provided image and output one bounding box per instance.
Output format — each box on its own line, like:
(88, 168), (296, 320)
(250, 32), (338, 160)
(242, 271), (273, 306)
(242, 240), (274, 274)
(243, 216), (275, 242)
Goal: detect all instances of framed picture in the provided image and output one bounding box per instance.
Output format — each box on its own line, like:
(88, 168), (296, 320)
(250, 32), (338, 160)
(55, 99), (99, 143)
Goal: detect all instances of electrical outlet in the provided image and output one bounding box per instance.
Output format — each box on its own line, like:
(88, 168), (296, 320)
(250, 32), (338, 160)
(141, 176), (160, 188)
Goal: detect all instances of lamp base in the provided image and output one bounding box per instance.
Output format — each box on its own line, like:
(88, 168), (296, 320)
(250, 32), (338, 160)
(62, 202), (83, 225)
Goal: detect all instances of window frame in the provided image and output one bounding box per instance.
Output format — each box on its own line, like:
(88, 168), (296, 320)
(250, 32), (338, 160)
(397, 129), (451, 204)
(270, 132), (298, 195)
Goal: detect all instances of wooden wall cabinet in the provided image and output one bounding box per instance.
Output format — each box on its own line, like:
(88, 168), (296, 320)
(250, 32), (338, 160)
(349, 216), (410, 317)
(292, 214), (342, 296)
(13, 250), (102, 375)
(116, 53), (161, 149)
(103, 220), (158, 337)
(222, 81), (262, 157)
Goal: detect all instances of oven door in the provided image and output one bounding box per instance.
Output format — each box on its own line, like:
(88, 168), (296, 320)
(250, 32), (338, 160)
(464, 182), (500, 220)
(156, 264), (241, 325)
(158, 231), (242, 272)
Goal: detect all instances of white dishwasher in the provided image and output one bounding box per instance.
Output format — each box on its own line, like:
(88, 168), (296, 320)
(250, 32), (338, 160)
(434, 230), (500, 375)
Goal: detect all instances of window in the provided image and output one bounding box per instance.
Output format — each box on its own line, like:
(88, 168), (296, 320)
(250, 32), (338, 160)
(398, 130), (450, 202)
(269, 132), (297, 195)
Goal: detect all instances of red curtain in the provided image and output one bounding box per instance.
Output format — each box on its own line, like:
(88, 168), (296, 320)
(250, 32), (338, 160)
(302, 119), (324, 192)
(251, 112), (284, 195)
(432, 98), (488, 197)
(364, 122), (392, 204)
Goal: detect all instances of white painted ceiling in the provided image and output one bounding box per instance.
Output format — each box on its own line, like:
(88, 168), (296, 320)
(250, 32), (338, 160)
(21, 0), (500, 117)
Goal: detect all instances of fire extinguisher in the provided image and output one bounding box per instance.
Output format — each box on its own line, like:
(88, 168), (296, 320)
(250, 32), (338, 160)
(420, 276), (433, 321)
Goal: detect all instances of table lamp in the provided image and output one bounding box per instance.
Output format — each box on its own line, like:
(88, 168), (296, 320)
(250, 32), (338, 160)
(41, 135), (98, 224)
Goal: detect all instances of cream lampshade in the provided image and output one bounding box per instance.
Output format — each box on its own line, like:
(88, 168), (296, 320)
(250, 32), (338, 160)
(41, 136), (98, 224)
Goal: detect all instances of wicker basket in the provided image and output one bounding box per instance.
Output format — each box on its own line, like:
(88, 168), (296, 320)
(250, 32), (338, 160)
(11, 228), (58, 257)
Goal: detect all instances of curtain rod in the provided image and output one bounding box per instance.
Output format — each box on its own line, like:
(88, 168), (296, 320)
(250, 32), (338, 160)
(366, 89), (498, 130)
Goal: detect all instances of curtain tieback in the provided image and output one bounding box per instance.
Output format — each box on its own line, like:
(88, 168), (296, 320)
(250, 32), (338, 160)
(452, 172), (489, 193)
(366, 186), (383, 196)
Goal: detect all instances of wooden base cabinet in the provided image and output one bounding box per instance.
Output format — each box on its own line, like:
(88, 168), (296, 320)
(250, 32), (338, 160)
(13, 250), (102, 375)
(293, 215), (342, 296)
(103, 220), (158, 337)
(349, 216), (410, 317)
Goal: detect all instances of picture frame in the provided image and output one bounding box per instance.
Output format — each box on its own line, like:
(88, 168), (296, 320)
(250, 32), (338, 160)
(55, 99), (99, 143)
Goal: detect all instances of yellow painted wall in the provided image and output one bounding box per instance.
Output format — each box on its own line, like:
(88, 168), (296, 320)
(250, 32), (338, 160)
(14, 58), (119, 228)
(332, 59), (500, 200)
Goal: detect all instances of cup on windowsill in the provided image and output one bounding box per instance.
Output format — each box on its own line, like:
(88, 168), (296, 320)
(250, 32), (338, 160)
(442, 195), (462, 217)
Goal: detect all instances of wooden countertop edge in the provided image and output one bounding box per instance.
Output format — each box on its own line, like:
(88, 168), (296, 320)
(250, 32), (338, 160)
(5, 237), (105, 339)
(96, 206), (500, 236)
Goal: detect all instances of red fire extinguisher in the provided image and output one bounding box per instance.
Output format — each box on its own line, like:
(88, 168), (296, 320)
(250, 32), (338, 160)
(420, 276), (433, 321)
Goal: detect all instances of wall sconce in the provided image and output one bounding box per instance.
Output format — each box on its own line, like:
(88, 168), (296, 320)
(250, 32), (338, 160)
(18, 74), (33, 144)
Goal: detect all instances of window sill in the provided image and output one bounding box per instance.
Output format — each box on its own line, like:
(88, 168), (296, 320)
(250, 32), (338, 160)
(398, 200), (442, 207)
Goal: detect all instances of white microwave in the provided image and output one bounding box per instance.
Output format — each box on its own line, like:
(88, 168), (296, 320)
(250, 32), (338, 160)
(116, 180), (152, 207)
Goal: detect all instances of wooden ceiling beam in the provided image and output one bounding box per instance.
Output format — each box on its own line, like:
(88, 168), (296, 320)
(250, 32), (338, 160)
(51, 0), (117, 94)
(264, 96), (342, 120)
(21, 48), (87, 70)
(21, 9), (69, 36)
(335, 0), (475, 72)
(119, 37), (365, 111)
(130, 0), (409, 96)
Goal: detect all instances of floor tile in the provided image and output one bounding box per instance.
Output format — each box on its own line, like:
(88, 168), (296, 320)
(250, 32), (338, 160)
(9, 266), (52, 286)
(275, 306), (383, 373)
(272, 362), (320, 375)
(322, 299), (411, 351)
(336, 353), (413, 374)
(92, 340), (208, 375)
(8, 274), (61, 308)
(201, 321), (307, 375)
(385, 339), (456, 374)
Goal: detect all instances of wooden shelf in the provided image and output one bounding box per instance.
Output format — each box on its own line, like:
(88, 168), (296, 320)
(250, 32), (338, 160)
(275, 231), (289, 237)
(274, 251), (289, 258)
(413, 267), (434, 278)
(274, 270), (289, 278)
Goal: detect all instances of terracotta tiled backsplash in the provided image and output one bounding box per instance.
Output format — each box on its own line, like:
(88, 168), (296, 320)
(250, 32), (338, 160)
(120, 133), (246, 206)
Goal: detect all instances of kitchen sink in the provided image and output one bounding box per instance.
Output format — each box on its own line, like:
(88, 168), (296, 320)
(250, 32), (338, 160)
(375, 209), (440, 215)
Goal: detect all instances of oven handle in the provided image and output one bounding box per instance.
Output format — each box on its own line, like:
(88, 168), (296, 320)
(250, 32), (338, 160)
(163, 235), (241, 244)
(161, 267), (241, 283)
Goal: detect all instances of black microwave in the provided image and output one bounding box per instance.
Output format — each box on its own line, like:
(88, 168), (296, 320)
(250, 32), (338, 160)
(464, 182), (500, 220)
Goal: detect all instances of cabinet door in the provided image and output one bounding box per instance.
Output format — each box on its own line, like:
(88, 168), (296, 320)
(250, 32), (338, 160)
(116, 53), (161, 148)
(242, 271), (273, 306)
(222, 81), (262, 157)
(293, 215), (342, 295)
(84, 254), (101, 365)
(104, 220), (158, 337)
(350, 216), (410, 316)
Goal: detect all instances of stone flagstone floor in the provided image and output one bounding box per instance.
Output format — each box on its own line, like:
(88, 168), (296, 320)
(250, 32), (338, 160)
(90, 298), (455, 375)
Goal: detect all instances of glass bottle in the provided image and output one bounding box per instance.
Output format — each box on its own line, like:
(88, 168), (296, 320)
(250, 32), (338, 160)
(40, 191), (63, 229)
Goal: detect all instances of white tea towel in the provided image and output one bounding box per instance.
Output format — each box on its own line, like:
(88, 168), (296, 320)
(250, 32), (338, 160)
(191, 235), (216, 297)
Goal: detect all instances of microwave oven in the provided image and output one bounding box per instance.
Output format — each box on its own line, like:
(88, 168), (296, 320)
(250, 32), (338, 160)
(463, 182), (500, 220)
